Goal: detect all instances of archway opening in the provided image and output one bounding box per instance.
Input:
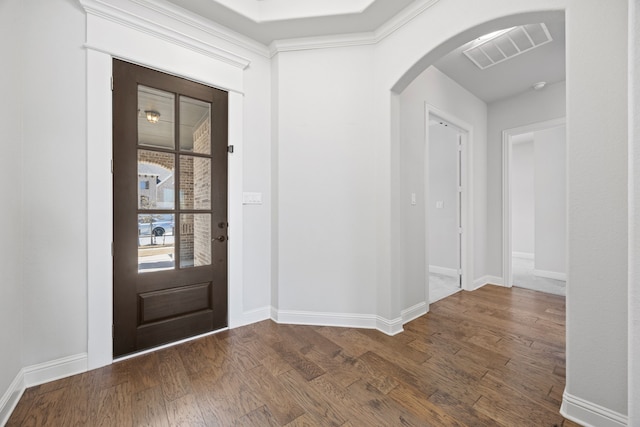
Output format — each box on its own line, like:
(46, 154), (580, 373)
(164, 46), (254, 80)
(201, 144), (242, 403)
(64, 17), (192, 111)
(392, 9), (566, 307)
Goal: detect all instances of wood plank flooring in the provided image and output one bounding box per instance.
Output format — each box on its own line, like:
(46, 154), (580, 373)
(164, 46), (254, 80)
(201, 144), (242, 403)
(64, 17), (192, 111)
(7, 285), (582, 426)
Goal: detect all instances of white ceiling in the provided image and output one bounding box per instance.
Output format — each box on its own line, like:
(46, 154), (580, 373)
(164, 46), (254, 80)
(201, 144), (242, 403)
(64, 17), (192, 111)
(162, 0), (565, 103)
(164, 0), (416, 45)
(434, 19), (566, 103)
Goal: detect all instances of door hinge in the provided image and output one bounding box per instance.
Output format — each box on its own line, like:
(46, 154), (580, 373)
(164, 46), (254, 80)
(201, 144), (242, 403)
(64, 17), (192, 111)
(111, 159), (113, 174)
(111, 242), (114, 256)
(112, 324), (114, 338)
(227, 145), (234, 153)
(111, 76), (114, 91)
(458, 227), (463, 234)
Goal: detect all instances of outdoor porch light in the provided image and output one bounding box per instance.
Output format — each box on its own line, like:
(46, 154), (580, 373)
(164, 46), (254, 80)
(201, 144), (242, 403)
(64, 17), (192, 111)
(145, 110), (161, 124)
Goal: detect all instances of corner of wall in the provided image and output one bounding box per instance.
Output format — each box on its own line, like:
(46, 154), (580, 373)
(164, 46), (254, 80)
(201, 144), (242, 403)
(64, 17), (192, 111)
(0, 370), (25, 427)
(561, 391), (628, 427)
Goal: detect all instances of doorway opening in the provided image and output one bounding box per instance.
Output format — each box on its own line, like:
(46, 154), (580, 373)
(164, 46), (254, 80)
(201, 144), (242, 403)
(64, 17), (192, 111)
(503, 118), (566, 295)
(426, 108), (472, 303)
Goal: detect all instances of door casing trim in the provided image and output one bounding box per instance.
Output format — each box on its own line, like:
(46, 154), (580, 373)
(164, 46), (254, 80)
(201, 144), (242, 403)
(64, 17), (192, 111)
(424, 104), (474, 296)
(86, 46), (245, 371)
(501, 117), (566, 288)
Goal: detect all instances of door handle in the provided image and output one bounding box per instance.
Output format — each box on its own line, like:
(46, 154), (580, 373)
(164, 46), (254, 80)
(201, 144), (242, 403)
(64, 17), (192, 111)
(213, 235), (226, 242)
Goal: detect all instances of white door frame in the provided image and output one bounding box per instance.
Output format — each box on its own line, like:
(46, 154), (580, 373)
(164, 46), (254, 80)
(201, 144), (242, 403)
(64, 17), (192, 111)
(501, 117), (566, 287)
(82, 3), (248, 370)
(425, 104), (474, 293)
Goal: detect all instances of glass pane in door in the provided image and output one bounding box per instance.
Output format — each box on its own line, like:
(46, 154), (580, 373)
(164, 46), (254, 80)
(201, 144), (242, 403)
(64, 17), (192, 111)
(138, 85), (175, 150)
(138, 150), (175, 210)
(138, 213), (175, 272)
(180, 213), (211, 268)
(179, 96), (211, 154)
(179, 155), (211, 210)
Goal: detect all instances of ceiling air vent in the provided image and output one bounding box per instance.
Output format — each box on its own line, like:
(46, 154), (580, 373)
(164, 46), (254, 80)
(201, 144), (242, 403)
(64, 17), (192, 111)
(463, 23), (553, 70)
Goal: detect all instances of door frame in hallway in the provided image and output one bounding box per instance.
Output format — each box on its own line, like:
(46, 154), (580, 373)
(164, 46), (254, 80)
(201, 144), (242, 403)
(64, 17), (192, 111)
(502, 117), (566, 288)
(425, 105), (474, 295)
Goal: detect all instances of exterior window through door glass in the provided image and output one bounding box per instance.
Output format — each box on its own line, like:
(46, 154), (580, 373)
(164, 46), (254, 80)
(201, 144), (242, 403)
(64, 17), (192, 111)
(138, 213), (175, 272)
(137, 148), (175, 273)
(137, 83), (176, 273)
(138, 150), (175, 210)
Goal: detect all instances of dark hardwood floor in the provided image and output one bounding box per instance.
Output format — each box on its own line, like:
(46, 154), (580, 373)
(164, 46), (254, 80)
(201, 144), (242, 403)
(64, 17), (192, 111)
(8, 285), (581, 426)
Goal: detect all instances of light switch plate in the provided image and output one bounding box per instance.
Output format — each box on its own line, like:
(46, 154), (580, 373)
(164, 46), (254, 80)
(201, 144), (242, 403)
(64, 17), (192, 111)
(243, 192), (263, 205)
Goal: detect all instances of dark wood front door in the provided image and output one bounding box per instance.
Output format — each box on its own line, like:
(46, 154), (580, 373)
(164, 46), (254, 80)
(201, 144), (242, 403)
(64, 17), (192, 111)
(112, 59), (228, 357)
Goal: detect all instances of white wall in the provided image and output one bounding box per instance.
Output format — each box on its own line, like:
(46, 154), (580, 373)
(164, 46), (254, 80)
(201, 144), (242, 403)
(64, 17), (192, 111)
(273, 46), (378, 316)
(399, 66), (487, 307)
(511, 140), (535, 255)
(487, 80), (566, 277)
(564, 0), (628, 419)
(20, 0), (88, 366)
(0, 0), (24, 417)
(534, 125), (566, 275)
(428, 122), (459, 272)
(629, 0), (640, 423)
(241, 49), (273, 314)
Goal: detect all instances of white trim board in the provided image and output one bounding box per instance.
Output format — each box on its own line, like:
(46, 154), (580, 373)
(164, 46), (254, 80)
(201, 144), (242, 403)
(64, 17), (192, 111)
(0, 354), (88, 426)
(0, 370), (24, 427)
(502, 117), (566, 288)
(272, 308), (400, 334)
(472, 275), (504, 290)
(561, 391), (628, 427)
(402, 302), (428, 324)
(79, 0), (268, 59)
(268, 0), (440, 55)
(429, 265), (459, 277)
(84, 9), (246, 371)
(512, 251), (534, 260)
(271, 304), (429, 337)
(533, 269), (566, 281)
(78, 0), (443, 58)
(425, 105), (475, 294)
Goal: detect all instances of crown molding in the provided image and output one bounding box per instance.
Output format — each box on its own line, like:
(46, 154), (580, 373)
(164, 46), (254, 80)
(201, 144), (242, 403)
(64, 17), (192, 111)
(78, 0), (441, 60)
(130, 0), (270, 57)
(269, 32), (377, 56)
(269, 0), (440, 56)
(78, 0), (269, 65)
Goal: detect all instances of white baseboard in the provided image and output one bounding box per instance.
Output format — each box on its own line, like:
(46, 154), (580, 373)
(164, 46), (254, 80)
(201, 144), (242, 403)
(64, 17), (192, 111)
(271, 308), (405, 336)
(561, 391), (628, 427)
(472, 275), (504, 290)
(229, 306), (271, 329)
(512, 251), (535, 260)
(401, 302), (428, 324)
(533, 269), (566, 281)
(0, 369), (25, 427)
(1, 353), (88, 425)
(375, 315), (404, 336)
(23, 353), (88, 388)
(429, 265), (459, 277)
